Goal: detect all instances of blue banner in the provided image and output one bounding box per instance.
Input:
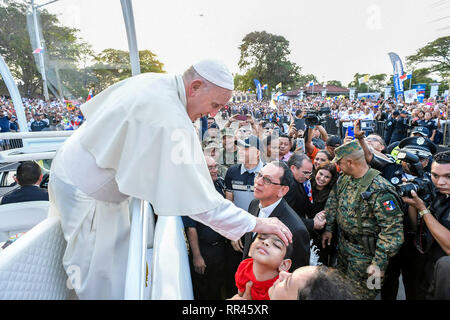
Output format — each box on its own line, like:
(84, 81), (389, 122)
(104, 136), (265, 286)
(253, 79), (263, 101)
(412, 83), (426, 103)
(388, 52), (405, 100)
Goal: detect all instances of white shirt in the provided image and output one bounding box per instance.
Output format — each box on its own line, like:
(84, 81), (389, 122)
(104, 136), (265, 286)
(361, 113), (374, 120)
(258, 198), (282, 219)
(341, 113), (358, 127)
(252, 198), (282, 237)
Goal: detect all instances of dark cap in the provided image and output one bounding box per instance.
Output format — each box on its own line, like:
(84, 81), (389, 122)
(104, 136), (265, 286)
(237, 135), (261, 151)
(400, 110), (408, 115)
(393, 110), (400, 116)
(326, 135), (342, 147)
(411, 126), (429, 137)
(398, 136), (436, 158)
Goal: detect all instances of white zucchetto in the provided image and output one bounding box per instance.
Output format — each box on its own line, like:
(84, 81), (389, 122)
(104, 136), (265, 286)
(193, 59), (234, 91)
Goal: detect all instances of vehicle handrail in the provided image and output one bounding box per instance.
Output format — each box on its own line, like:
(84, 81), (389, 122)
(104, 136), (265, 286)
(0, 131), (73, 139)
(0, 151), (57, 162)
(124, 198), (150, 300)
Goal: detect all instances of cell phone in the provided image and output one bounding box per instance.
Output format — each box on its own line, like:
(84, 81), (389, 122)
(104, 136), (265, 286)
(295, 118), (305, 131)
(295, 138), (305, 153)
(347, 126), (355, 138)
(236, 114), (247, 121)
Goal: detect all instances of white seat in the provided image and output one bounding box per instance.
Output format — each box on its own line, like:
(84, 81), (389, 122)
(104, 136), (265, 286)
(0, 216), (69, 300)
(0, 201), (49, 242)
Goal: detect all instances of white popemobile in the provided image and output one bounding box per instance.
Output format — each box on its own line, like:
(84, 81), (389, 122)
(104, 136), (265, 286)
(0, 133), (194, 300)
(0, 0), (192, 300)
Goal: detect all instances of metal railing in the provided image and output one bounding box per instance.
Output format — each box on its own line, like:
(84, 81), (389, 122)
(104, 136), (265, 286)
(124, 198), (154, 300)
(0, 131), (73, 162)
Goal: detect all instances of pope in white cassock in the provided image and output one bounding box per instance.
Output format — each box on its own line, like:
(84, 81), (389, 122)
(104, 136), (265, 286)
(48, 59), (293, 299)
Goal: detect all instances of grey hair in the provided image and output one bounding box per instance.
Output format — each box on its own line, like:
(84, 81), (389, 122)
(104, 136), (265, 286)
(287, 152), (312, 169)
(182, 66), (212, 89)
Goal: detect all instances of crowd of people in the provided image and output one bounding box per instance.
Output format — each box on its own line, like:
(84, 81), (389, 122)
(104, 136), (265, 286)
(188, 94), (449, 300)
(1, 66), (449, 300)
(0, 96), (84, 133)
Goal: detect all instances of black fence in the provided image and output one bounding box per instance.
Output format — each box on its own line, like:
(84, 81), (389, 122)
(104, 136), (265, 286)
(323, 117), (450, 148)
(0, 138), (23, 151)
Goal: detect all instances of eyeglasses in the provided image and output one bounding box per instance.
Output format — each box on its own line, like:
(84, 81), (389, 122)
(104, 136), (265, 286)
(301, 170), (312, 177)
(208, 165), (218, 170)
(254, 172), (284, 186)
(365, 137), (382, 144)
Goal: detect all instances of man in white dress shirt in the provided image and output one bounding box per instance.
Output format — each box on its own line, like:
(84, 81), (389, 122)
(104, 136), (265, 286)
(242, 161), (310, 270)
(48, 59), (292, 299)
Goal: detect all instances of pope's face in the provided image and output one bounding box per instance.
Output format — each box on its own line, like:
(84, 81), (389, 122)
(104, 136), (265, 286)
(186, 80), (232, 121)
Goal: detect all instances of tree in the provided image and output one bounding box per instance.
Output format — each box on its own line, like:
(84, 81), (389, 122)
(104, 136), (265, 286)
(233, 68), (258, 93)
(0, 0), (94, 98)
(406, 36), (450, 79)
(294, 74), (318, 88)
(348, 73), (370, 92)
(402, 68), (438, 96)
(237, 31), (301, 92)
(369, 73), (387, 92)
(327, 80), (343, 87)
(90, 49), (165, 92)
(0, 0), (41, 97)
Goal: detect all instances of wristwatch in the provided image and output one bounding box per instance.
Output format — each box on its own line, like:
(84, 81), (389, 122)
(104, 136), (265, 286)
(418, 209), (430, 218)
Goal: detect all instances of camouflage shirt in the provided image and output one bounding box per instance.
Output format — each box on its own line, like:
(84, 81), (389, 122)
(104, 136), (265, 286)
(324, 169), (404, 271)
(217, 149), (238, 179)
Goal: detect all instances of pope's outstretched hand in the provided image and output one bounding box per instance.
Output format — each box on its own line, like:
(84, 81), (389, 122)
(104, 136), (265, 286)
(253, 217), (293, 246)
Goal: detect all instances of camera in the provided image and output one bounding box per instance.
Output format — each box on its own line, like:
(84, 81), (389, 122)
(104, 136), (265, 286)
(304, 107), (331, 127)
(396, 177), (434, 203)
(395, 150), (434, 203)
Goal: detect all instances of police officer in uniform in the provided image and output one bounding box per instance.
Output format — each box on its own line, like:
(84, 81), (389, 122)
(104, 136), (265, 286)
(358, 134), (437, 300)
(321, 140), (404, 299)
(389, 110), (410, 144)
(383, 110), (397, 145)
(182, 156), (228, 300)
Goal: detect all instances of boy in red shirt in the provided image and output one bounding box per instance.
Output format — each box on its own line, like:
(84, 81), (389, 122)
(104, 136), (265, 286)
(235, 233), (293, 300)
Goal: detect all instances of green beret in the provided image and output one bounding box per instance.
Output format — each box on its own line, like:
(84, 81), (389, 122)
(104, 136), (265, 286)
(221, 128), (235, 137)
(331, 139), (362, 163)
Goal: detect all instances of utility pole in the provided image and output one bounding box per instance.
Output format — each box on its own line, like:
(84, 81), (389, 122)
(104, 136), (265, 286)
(31, 0), (50, 101)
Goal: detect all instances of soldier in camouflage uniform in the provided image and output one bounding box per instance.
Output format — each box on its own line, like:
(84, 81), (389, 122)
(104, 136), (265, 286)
(321, 140), (404, 299)
(217, 128), (239, 178)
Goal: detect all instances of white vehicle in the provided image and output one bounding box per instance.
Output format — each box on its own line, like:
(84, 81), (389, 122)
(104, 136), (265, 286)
(0, 132), (193, 300)
(0, 0), (193, 300)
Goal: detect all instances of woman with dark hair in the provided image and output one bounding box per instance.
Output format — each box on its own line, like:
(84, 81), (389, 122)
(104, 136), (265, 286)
(306, 163), (339, 266)
(313, 150), (333, 172)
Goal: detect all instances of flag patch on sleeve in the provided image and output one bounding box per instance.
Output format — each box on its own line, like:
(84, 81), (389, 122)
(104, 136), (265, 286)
(383, 200), (396, 211)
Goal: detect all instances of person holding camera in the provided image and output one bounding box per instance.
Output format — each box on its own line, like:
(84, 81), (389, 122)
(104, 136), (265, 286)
(401, 151), (450, 299)
(305, 125), (328, 162)
(339, 107), (358, 138)
(357, 130), (437, 300)
(0, 105), (12, 133)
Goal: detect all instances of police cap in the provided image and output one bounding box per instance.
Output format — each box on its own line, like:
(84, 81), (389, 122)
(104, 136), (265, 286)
(410, 126), (429, 137)
(398, 136), (436, 158)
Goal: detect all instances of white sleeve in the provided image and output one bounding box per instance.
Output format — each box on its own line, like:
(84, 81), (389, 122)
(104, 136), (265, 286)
(188, 198), (256, 241)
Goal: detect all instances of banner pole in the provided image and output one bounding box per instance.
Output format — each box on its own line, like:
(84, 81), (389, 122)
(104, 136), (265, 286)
(444, 80), (449, 146)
